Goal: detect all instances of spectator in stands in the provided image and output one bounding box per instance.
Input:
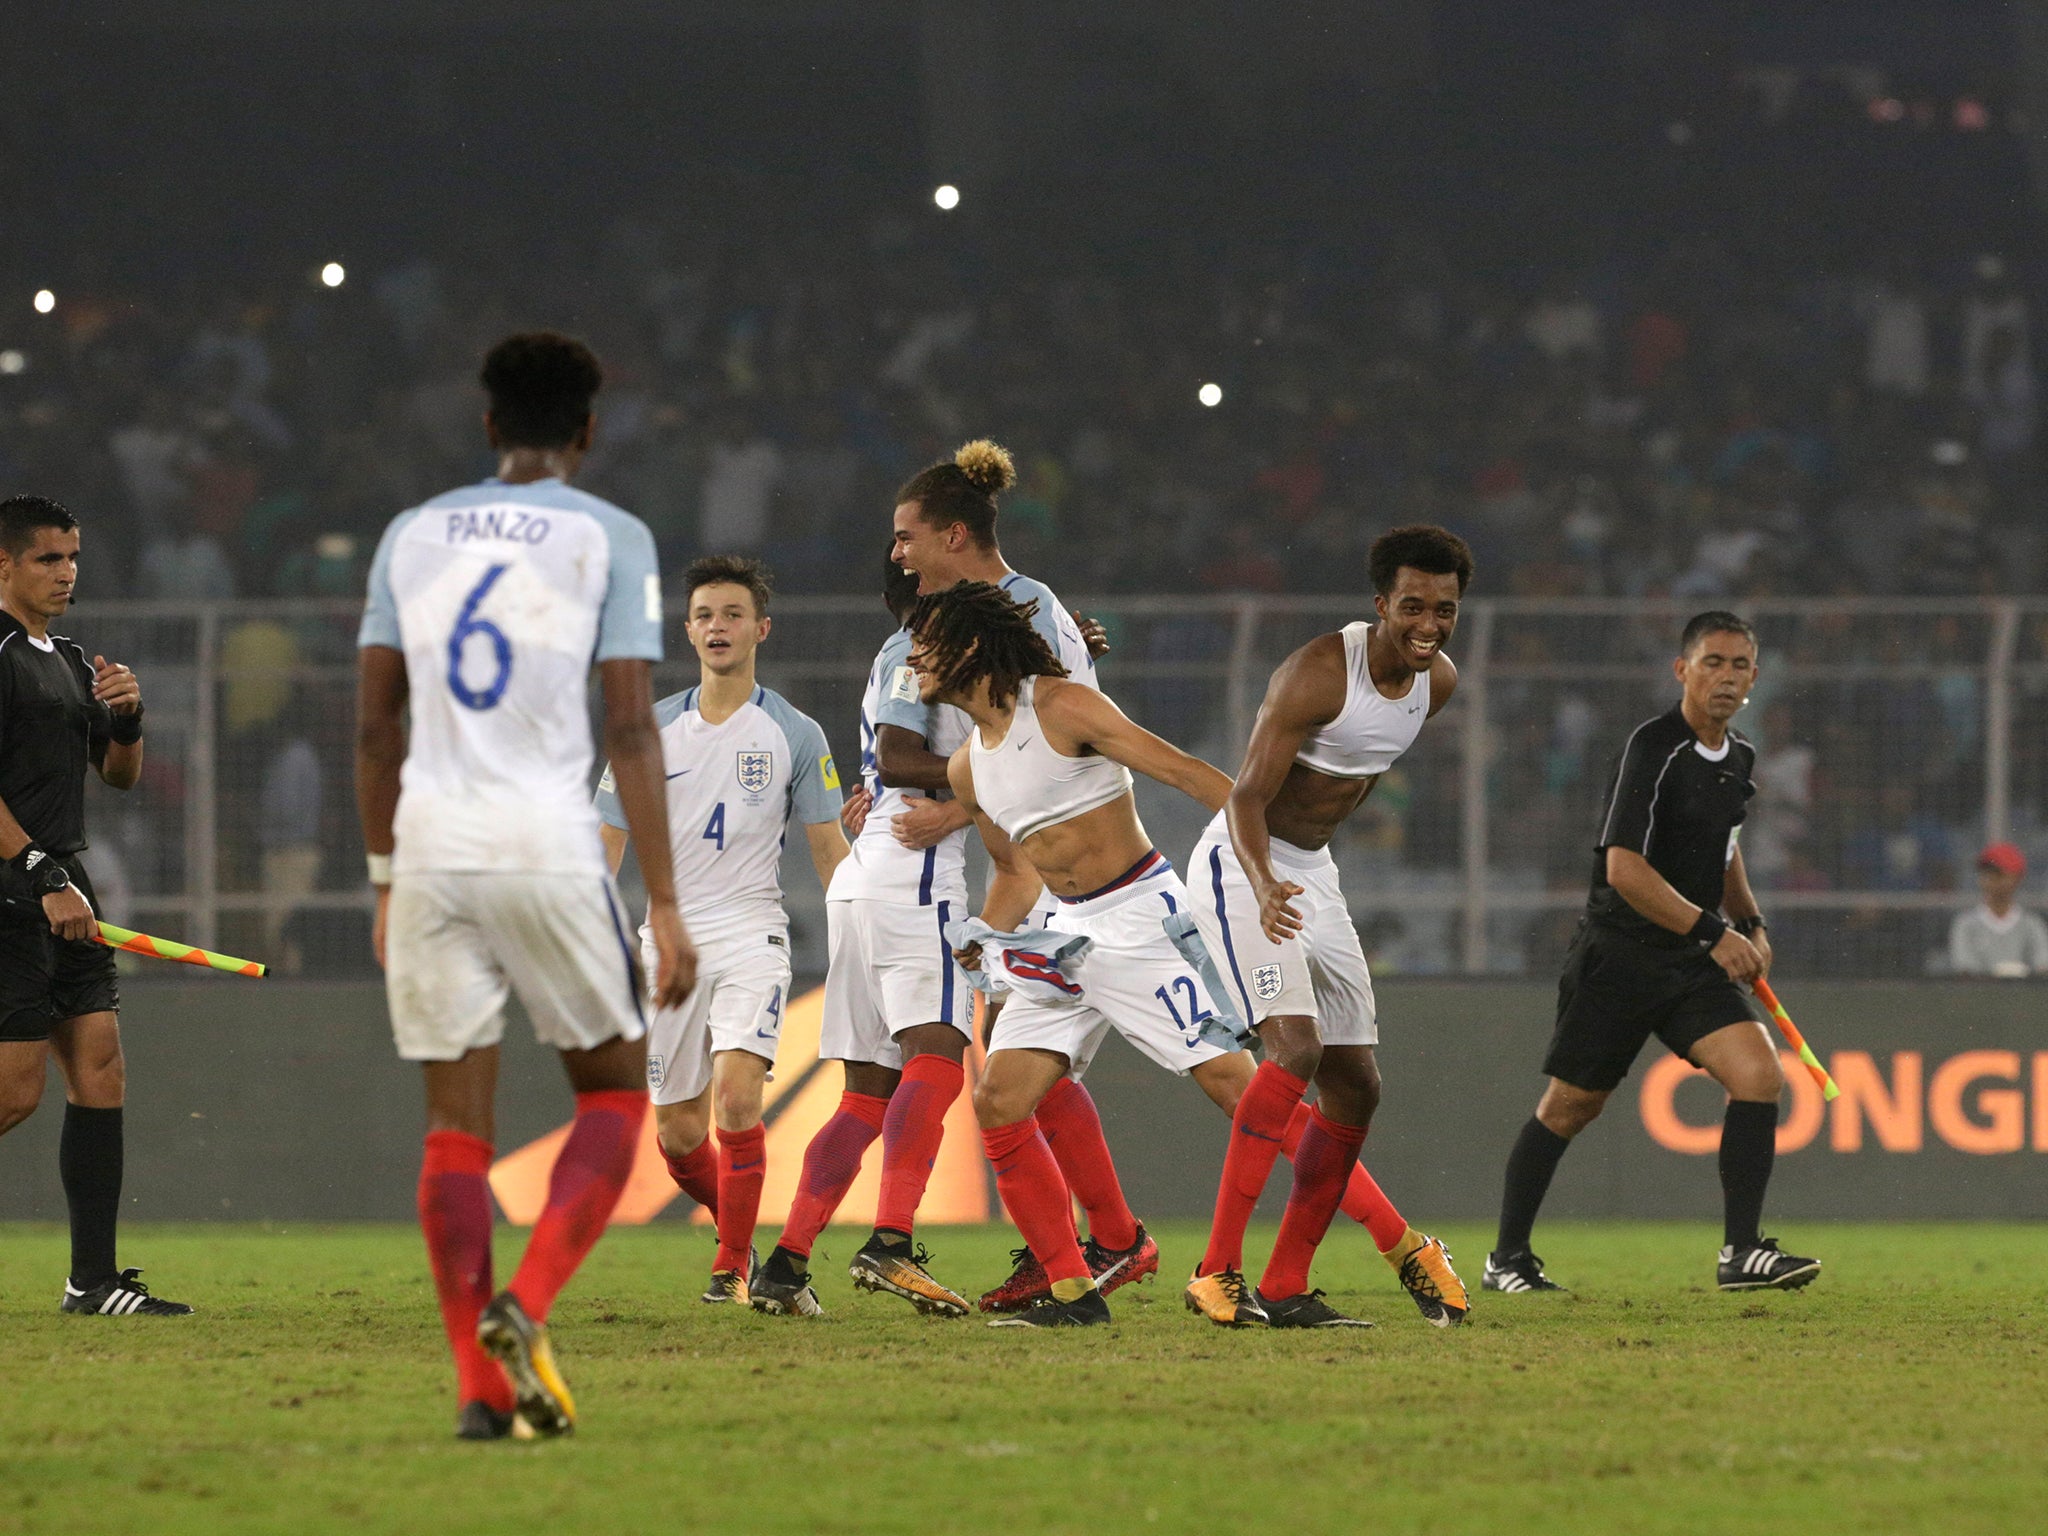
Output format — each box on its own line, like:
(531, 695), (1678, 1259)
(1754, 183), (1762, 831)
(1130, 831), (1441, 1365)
(1945, 842), (2048, 978)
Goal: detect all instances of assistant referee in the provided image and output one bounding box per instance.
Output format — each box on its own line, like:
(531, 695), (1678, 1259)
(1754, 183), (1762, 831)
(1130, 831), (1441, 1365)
(0, 495), (189, 1316)
(1482, 611), (1820, 1296)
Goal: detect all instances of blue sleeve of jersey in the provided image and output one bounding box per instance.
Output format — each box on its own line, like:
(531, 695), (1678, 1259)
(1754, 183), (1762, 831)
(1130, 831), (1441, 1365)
(771, 705), (843, 825)
(594, 512), (664, 663)
(1003, 575), (1067, 657)
(356, 511), (415, 650)
(871, 631), (940, 737)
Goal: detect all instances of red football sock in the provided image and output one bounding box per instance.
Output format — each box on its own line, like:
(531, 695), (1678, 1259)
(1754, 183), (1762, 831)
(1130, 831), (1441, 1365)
(876, 1055), (965, 1236)
(714, 1123), (768, 1275)
(778, 1091), (887, 1259)
(1036, 1076), (1139, 1250)
(661, 1139), (721, 1215)
(417, 1130), (513, 1413)
(508, 1090), (643, 1323)
(1282, 1099), (1409, 1253)
(981, 1117), (1089, 1284)
(1261, 1105), (1368, 1299)
(1200, 1061), (1307, 1275)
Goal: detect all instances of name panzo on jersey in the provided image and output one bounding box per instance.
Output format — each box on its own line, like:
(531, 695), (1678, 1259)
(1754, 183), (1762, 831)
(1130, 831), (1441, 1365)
(358, 477), (662, 876)
(830, 627), (972, 907)
(596, 684), (841, 952)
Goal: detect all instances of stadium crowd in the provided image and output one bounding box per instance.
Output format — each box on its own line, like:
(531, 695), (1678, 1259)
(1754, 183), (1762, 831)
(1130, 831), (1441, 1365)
(5, 215), (2043, 976)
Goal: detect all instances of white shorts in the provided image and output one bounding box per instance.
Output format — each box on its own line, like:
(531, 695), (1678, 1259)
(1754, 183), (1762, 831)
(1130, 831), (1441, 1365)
(989, 854), (1238, 1079)
(640, 934), (792, 1105)
(1189, 831), (1378, 1047)
(384, 872), (646, 1062)
(819, 896), (973, 1070)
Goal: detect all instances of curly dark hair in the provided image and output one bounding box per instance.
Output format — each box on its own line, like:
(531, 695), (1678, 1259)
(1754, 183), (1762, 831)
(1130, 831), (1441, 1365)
(1367, 524), (1475, 598)
(478, 331), (602, 449)
(908, 580), (1066, 711)
(684, 554), (774, 616)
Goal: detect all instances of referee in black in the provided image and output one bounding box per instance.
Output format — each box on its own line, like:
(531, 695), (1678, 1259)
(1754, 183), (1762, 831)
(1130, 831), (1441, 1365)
(0, 495), (189, 1316)
(1482, 611), (1819, 1295)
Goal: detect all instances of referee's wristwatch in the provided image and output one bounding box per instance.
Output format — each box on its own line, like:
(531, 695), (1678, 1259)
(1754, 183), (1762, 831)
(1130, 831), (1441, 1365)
(108, 702), (144, 745)
(8, 843), (72, 899)
(1732, 915), (1767, 939)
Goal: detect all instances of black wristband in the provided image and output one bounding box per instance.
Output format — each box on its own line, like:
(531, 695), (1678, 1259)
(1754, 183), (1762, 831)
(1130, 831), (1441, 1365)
(108, 704), (144, 745)
(9, 844), (72, 899)
(1733, 914), (1767, 938)
(1687, 909), (1727, 947)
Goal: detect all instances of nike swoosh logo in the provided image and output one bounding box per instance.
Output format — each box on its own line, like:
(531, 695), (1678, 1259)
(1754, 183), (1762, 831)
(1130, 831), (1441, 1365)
(1094, 1254), (1132, 1285)
(1238, 1125), (1282, 1142)
(755, 1028), (777, 1039)
(666, 768), (692, 780)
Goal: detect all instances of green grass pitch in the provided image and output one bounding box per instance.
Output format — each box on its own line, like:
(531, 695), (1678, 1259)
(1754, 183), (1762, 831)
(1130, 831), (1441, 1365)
(7, 1220), (2046, 1536)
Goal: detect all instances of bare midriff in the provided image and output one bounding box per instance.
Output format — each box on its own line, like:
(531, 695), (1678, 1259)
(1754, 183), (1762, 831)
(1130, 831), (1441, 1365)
(1015, 793), (1159, 898)
(1260, 761), (1378, 855)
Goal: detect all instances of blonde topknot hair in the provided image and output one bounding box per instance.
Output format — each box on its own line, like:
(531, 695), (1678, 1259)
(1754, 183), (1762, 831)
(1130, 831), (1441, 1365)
(953, 439), (1017, 496)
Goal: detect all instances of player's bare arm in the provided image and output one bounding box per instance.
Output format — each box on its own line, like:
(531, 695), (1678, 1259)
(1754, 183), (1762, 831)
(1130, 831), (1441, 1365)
(599, 656), (697, 1007)
(945, 746), (1043, 953)
(1033, 675), (1231, 811)
(1424, 649), (1458, 718)
(804, 818), (851, 892)
(1605, 845), (1762, 983)
(354, 643), (409, 968)
(89, 655), (144, 790)
(1723, 841), (1771, 977)
(1224, 633), (1349, 943)
(878, 721), (972, 849)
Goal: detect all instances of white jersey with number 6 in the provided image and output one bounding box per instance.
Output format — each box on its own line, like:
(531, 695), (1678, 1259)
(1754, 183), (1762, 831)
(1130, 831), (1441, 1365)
(358, 476), (663, 877)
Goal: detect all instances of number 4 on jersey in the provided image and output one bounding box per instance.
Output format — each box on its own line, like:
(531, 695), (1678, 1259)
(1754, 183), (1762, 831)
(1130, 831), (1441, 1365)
(702, 802), (726, 852)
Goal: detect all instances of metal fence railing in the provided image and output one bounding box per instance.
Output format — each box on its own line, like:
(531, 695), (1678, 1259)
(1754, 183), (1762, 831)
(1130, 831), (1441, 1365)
(66, 596), (2048, 980)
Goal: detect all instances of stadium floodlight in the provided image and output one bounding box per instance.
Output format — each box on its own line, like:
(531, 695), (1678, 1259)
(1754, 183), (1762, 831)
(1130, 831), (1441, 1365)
(1198, 382), (1223, 408)
(33, 289), (55, 314)
(0, 350), (25, 375)
(321, 262), (346, 288)
(933, 184), (961, 211)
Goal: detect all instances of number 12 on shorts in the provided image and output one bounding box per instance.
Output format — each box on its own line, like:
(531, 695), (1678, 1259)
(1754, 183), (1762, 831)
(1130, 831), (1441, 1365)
(1154, 975), (1212, 1046)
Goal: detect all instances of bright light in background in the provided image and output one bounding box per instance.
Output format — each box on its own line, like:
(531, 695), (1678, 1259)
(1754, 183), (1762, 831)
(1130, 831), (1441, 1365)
(933, 184), (961, 211)
(320, 262), (346, 288)
(1198, 382), (1223, 408)
(32, 289), (55, 314)
(0, 350), (25, 375)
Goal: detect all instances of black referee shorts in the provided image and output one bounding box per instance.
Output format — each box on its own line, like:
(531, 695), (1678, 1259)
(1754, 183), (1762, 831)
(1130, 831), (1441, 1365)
(0, 859), (120, 1042)
(1541, 919), (1758, 1093)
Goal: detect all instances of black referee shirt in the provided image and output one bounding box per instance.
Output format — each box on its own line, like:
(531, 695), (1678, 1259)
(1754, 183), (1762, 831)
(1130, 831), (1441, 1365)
(1585, 702), (1755, 946)
(0, 610), (111, 858)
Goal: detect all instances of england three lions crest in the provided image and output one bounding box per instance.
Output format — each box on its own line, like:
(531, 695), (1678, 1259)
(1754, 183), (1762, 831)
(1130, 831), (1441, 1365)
(1252, 964), (1284, 1002)
(736, 750), (773, 794)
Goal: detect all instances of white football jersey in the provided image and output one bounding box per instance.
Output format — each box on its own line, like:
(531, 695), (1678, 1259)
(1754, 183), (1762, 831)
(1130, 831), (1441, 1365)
(597, 683), (841, 954)
(829, 626), (971, 906)
(999, 571), (1098, 689)
(358, 477), (662, 875)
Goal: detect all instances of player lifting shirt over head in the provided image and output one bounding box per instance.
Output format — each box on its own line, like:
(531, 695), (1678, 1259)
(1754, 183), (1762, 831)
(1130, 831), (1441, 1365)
(1188, 525), (1474, 1329)
(596, 555), (849, 1310)
(357, 332), (694, 1442)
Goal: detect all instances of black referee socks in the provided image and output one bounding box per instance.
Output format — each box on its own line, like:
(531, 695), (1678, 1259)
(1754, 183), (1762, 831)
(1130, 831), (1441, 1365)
(1719, 1099), (1779, 1250)
(1495, 1116), (1571, 1256)
(60, 1103), (124, 1288)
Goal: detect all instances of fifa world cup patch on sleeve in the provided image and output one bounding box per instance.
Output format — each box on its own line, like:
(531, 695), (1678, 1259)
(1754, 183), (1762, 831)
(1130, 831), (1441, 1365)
(888, 665), (919, 704)
(1252, 964), (1284, 1002)
(819, 755), (840, 790)
(598, 766), (616, 794)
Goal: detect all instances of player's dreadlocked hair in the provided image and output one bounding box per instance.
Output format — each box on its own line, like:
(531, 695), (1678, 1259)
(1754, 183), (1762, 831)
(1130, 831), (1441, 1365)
(882, 549), (921, 625)
(908, 580), (1066, 712)
(896, 439), (1017, 551)
(1368, 524), (1474, 597)
(685, 554), (774, 616)
(479, 331), (602, 449)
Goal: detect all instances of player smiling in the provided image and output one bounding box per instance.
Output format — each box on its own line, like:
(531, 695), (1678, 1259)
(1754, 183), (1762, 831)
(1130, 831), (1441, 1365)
(597, 555), (848, 1309)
